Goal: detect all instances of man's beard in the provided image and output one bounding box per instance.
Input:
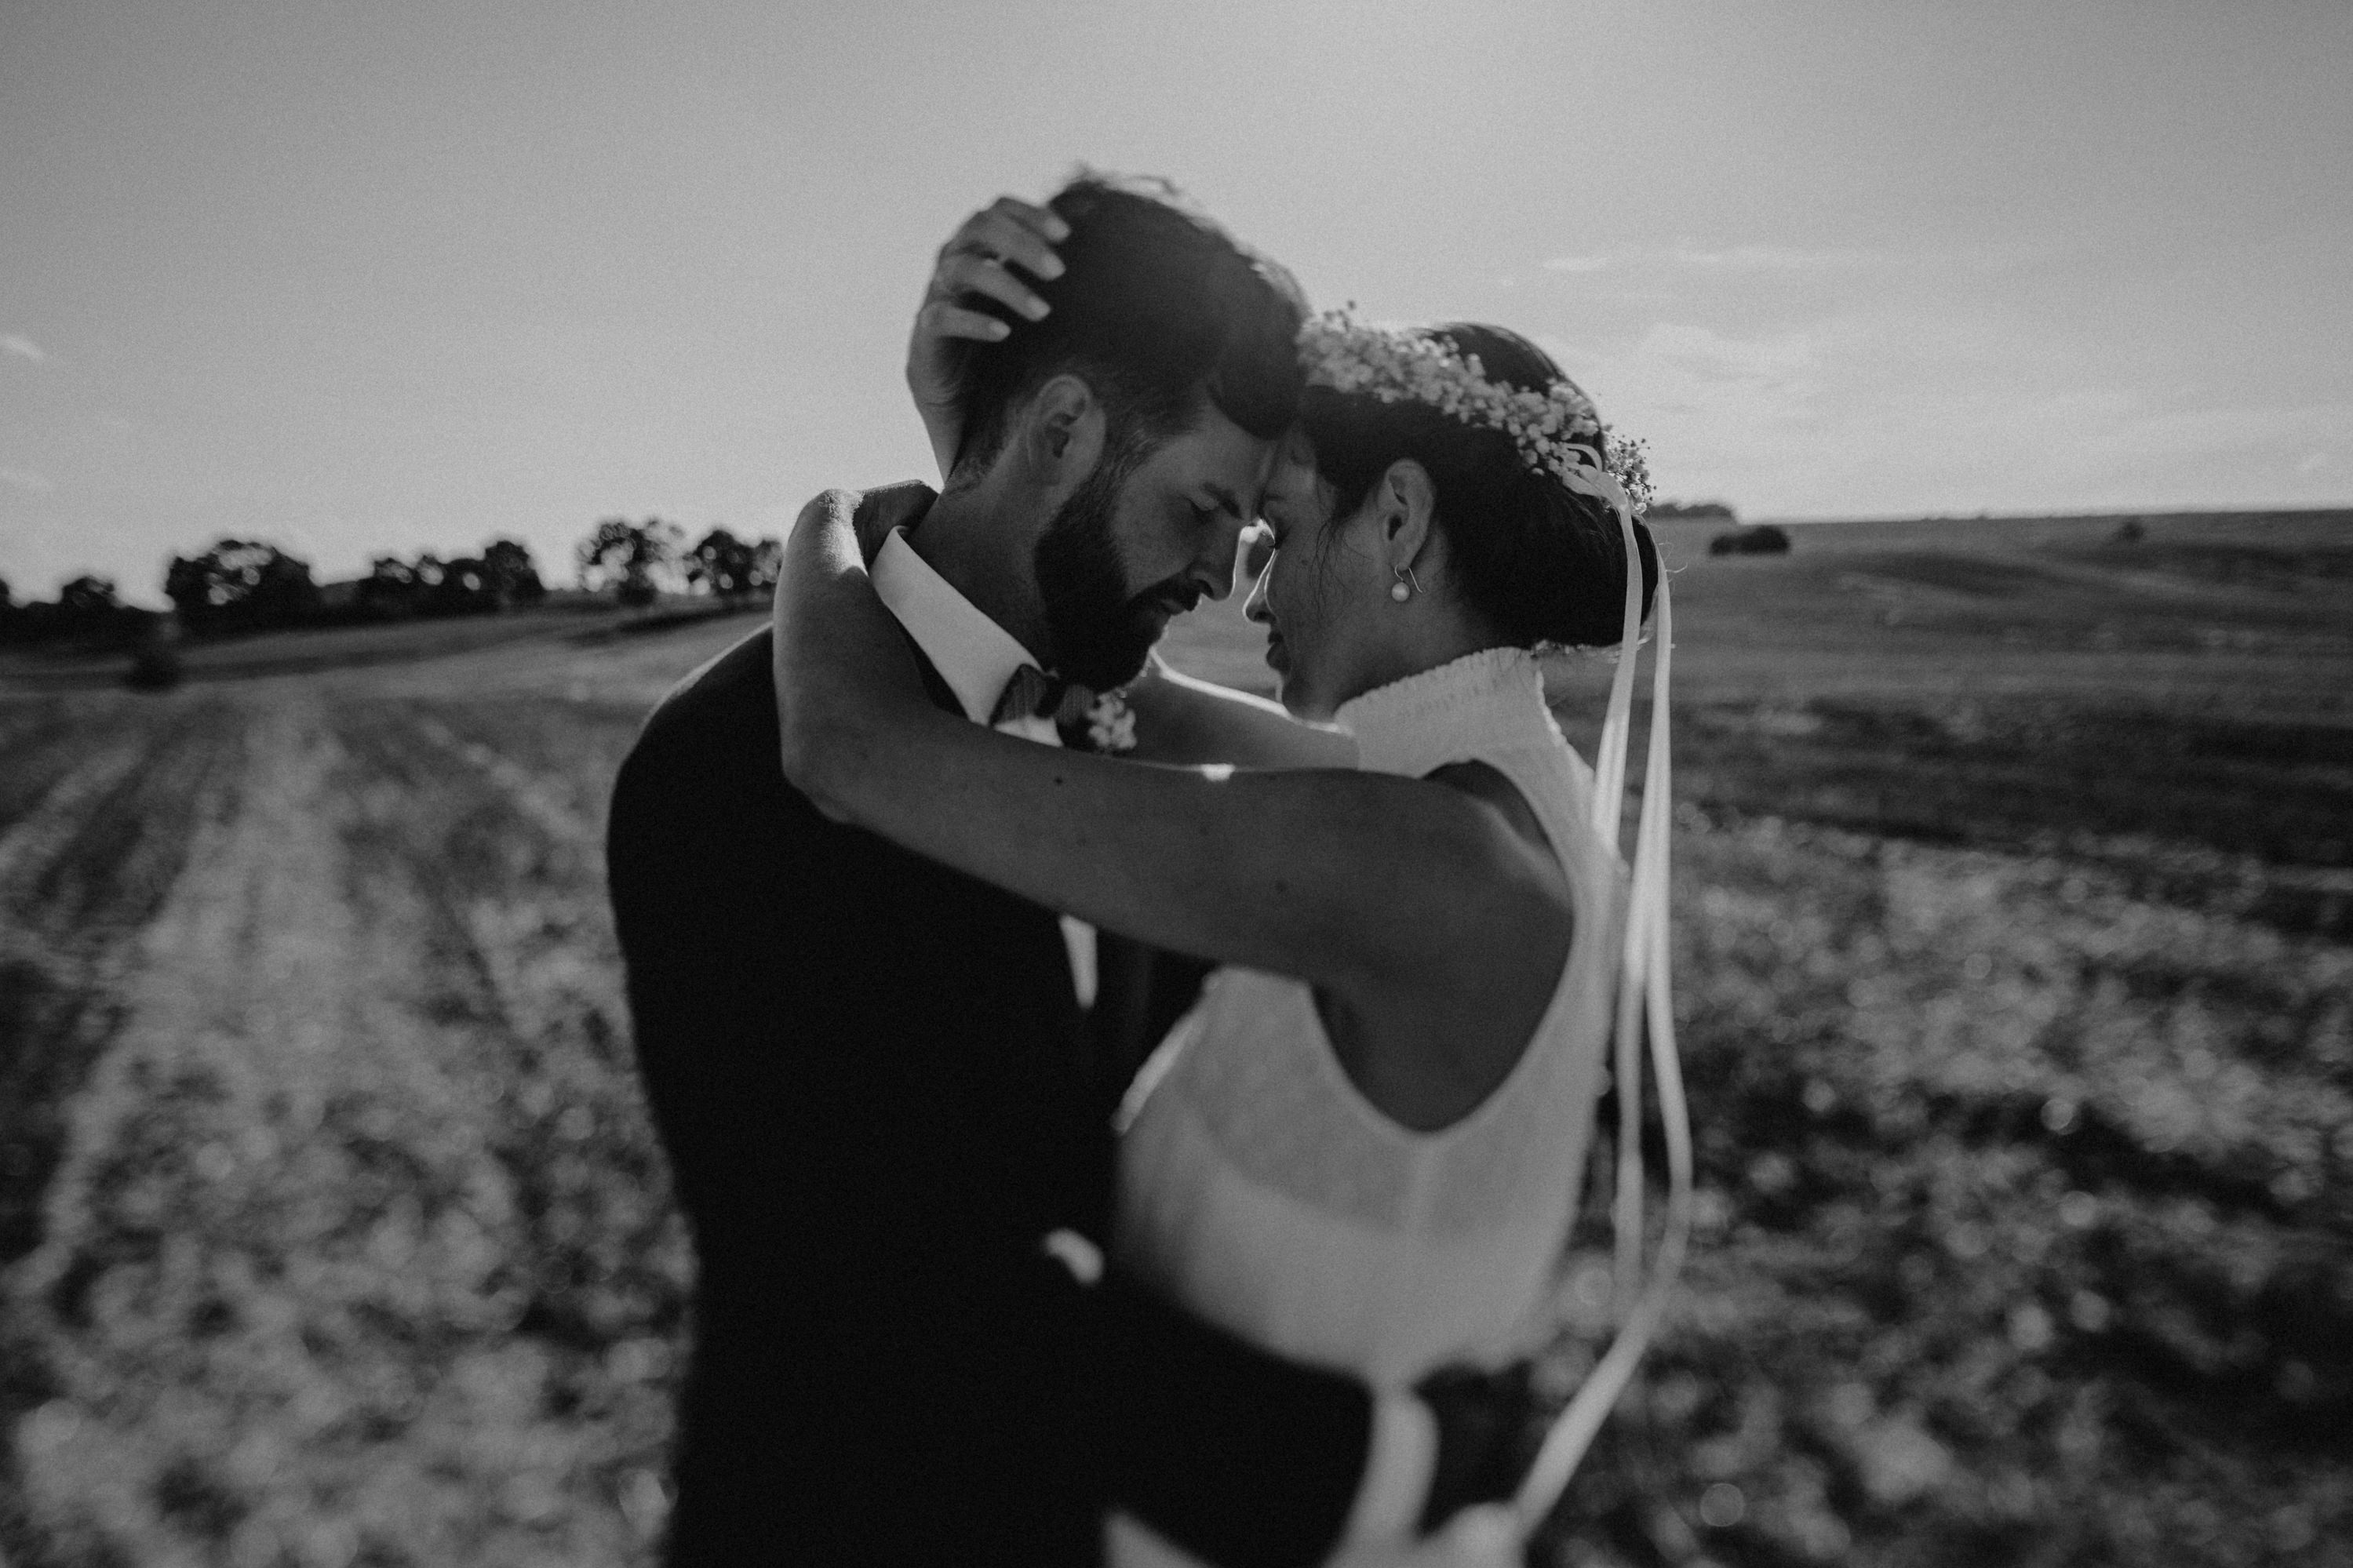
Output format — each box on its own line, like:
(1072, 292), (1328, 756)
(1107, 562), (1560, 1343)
(1033, 444), (1179, 691)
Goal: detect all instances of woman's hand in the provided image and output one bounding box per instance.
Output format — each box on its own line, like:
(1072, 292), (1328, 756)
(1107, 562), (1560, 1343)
(770, 488), (934, 820)
(848, 481), (935, 565)
(909, 196), (1069, 481)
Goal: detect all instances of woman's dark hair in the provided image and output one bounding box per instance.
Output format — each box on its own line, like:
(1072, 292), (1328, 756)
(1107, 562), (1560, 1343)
(1298, 324), (1659, 647)
(950, 172), (1309, 476)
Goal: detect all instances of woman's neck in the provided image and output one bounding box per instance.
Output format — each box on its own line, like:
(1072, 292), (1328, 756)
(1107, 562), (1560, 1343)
(1334, 608), (1510, 713)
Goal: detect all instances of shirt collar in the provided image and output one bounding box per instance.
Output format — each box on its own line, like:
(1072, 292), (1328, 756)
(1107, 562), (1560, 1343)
(871, 527), (1042, 726)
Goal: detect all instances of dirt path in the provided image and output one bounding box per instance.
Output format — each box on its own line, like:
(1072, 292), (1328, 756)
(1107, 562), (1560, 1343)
(3, 690), (683, 1568)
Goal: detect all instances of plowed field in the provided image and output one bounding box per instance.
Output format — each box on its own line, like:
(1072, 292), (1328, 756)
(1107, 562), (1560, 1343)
(3, 510), (2349, 1567)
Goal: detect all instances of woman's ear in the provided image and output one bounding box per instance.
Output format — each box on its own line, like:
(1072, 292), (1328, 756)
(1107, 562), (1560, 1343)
(1020, 373), (1107, 493)
(1379, 458), (1437, 574)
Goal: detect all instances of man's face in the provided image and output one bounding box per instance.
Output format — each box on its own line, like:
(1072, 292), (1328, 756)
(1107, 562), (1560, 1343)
(1033, 404), (1276, 689)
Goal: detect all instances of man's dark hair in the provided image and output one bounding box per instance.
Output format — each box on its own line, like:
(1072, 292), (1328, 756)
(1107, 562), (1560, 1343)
(948, 172), (1308, 478)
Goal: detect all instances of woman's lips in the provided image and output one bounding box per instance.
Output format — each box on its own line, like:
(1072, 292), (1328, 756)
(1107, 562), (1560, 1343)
(1265, 634), (1288, 672)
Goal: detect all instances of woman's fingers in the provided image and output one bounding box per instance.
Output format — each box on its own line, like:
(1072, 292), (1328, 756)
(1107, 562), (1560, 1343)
(961, 203), (1068, 279)
(929, 196), (1068, 319)
(987, 194), (1069, 243)
(931, 249), (1051, 322)
(937, 196), (1069, 273)
(850, 482), (934, 561)
(916, 300), (1012, 346)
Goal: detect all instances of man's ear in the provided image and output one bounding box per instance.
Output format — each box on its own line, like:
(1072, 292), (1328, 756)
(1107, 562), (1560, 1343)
(1378, 459), (1437, 575)
(1019, 373), (1108, 492)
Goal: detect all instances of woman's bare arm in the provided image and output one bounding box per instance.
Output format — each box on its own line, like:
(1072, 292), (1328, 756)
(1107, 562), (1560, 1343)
(1120, 656), (1357, 769)
(770, 492), (1565, 1010)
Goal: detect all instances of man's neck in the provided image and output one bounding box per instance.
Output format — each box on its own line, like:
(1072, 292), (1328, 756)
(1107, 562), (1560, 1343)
(901, 479), (1054, 665)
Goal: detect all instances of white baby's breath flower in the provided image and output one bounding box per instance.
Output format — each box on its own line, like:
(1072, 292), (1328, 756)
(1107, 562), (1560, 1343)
(1296, 307), (1646, 522)
(1084, 691), (1137, 755)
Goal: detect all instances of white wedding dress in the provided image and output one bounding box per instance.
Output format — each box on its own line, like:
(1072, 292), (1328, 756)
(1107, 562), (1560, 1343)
(1107, 648), (1627, 1567)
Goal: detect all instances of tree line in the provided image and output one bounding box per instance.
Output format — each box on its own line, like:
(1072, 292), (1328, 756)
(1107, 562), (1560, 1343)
(0, 518), (781, 649)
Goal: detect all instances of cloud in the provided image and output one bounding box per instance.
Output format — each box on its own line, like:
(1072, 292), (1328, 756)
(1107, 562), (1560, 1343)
(1542, 246), (1889, 278)
(1541, 293), (2353, 518)
(0, 465), (56, 494)
(1666, 243), (1886, 271)
(2, 334), (47, 363)
(1541, 322), (1825, 508)
(1638, 322), (1816, 379)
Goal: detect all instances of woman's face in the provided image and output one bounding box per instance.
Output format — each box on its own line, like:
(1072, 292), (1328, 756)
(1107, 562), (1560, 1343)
(1242, 431), (1395, 721)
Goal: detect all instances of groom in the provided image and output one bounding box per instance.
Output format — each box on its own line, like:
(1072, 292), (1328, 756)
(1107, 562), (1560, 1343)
(606, 175), (1521, 1566)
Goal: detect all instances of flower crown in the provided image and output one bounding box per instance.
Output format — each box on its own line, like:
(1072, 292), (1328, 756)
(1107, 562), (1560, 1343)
(1295, 308), (1651, 519)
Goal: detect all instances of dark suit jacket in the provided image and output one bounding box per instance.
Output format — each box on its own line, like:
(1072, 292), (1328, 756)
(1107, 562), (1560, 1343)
(606, 627), (1371, 1566)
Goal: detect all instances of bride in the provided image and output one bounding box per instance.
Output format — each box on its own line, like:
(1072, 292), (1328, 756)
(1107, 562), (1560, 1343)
(771, 219), (1685, 1563)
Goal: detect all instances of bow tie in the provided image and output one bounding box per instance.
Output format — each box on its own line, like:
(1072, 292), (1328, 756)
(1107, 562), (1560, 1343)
(990, 664), (1076, 729)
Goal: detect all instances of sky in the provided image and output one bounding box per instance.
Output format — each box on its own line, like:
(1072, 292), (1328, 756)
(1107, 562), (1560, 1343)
(2, 0), (2348, 605)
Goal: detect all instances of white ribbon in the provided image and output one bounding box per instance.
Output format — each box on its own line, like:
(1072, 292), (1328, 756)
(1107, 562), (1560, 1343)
(1508, 481), (1689, 1535)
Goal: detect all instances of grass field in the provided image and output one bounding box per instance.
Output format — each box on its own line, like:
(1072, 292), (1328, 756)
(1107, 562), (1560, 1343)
(2, 508), (2348, 1566)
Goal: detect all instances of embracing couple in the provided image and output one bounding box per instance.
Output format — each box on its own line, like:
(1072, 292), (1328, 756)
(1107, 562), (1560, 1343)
(606, 173), (1683, 1567)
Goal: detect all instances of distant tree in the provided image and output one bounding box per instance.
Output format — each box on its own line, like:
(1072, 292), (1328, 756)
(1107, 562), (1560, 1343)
(1708, 524), (1792, 557)
(577, 518), (683, 608)
(0, 573), (160, 648)
(687, 527), (761, 604)
(357, 555), (424, 617)
(165, 540), (322, 636)
(0, 577), (42, 645)
(419, 554), (501, 617)
(350, 539), (542, 621)
(749, 537), (784, 595)
(482, 537), (546, 605)
(1650, 500), (1739, 524)
(57, 576), (127, 643)
(0, 574), (137, 648)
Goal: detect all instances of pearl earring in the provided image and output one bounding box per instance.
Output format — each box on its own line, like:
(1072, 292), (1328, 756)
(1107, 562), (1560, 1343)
(1390, 566), (1420, 602)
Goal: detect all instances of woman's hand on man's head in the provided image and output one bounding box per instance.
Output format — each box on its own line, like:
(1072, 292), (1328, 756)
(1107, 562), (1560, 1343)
(909, 195), (1069, 480)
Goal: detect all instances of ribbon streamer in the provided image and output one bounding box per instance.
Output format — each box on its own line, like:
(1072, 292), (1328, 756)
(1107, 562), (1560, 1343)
(1510, 492), (1690, 1535)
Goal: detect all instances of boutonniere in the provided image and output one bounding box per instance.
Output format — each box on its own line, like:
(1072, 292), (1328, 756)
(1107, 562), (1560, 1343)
(1081, 689), (1137, 755)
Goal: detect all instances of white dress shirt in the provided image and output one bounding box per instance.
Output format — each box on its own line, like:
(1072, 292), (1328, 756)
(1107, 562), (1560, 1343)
(871, 528), (1097, 1005)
